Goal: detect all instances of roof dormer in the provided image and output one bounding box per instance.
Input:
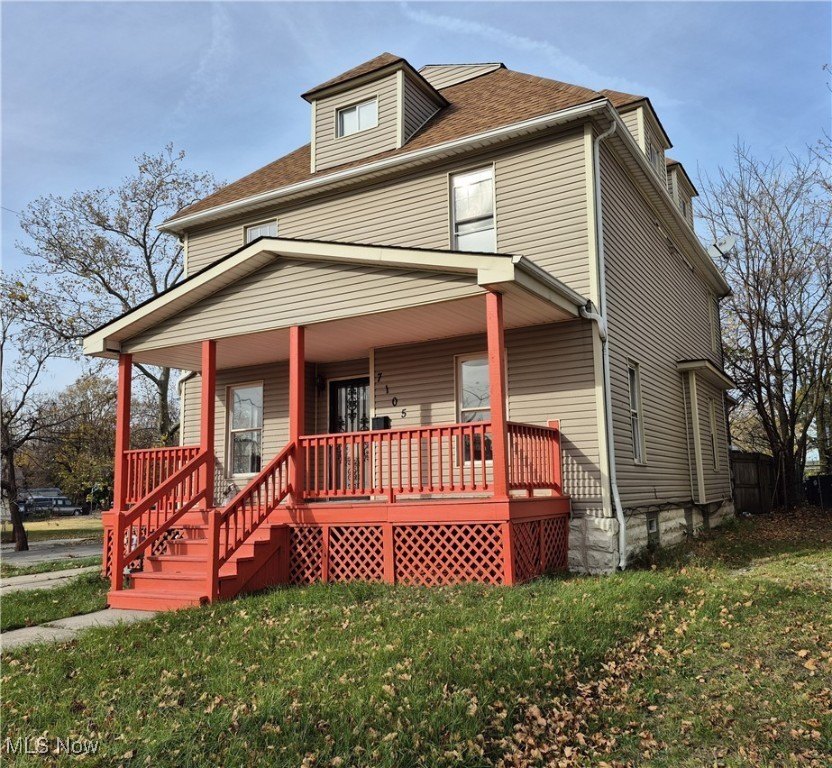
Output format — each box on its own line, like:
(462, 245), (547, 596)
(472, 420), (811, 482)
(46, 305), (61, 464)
(666, 159), (698, 227)
(303, 53), (447, 174)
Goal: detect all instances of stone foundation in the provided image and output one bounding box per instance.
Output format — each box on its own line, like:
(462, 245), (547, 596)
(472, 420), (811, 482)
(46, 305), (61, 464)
(568, 498), (736, 573)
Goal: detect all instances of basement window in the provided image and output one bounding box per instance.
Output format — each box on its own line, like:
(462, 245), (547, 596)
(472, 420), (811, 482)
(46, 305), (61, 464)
(336, 98), (378, 138)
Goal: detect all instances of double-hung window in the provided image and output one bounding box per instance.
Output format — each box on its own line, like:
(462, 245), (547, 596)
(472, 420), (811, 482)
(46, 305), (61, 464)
(228, 383), (263, 476)
(245, 220), (277, 243)
(708, 398), (720, 470)
(456, 354), (493, 462)
(451, 167), (495, 253)
(336, 98), (378, 138)
(628, 362), (646, 464)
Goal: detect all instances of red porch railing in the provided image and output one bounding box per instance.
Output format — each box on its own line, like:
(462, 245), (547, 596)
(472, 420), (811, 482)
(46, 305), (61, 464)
(300, 422), (493, 501)
(112, 450), (209, 590)
(206, 442), (294, 600)
(300, 420), (562, 502)
(123, 446), (201, 506)
(507, 420), (562, 495)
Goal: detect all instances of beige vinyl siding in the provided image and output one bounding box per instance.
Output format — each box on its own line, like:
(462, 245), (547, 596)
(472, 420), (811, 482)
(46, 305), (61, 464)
(372, 322), (603, 516)
(403, 74), (440, 142)
(495, 132), (590, 296)
(181, 376), (201, 445)
(600, 144), (729, 509)
(124, 261), (480, 353)
(697, 378), (732, 502)
(619, 108), (641, 146)
(184, 131), (591, 296)
(313, 75), (399, 173)
(419, 64), (503, 91)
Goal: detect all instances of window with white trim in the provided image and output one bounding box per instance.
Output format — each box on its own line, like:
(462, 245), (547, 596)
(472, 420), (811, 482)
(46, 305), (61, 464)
(245, 220), (277, 243)
(228, 383), (263, 476)
(456, 354), (493, 462)
(336, 98), (378, 138)
(708, 397), (720, 470)
(628, 362), (645, 463)
(451, 167), (495, 253)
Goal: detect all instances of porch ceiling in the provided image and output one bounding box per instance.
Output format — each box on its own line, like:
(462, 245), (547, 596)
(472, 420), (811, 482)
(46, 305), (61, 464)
(125, 286), (574, 371)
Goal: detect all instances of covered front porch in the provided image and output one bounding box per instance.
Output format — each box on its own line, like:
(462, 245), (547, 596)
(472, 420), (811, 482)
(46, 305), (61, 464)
(86, 238), (585, 607)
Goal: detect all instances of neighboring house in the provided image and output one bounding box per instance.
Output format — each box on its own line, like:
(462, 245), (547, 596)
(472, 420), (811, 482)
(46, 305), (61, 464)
(85, 53), (734, 611)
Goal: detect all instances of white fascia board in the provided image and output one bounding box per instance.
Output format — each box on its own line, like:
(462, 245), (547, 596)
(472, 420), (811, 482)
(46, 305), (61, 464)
(676, 359), (735, 389)
(160, 99), (609, 234)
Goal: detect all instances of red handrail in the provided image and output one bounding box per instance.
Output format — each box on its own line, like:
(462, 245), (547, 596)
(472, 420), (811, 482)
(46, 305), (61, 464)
(507, 421), (562, 495)
(210, 441), (294, 581)
(112, 451), (208, 590)
(123, 446), (201, 505)
(300, 421), (493, 502)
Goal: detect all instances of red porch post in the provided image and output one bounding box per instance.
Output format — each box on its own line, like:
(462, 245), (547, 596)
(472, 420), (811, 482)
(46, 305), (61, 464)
(289, 326), (305, 502)
(200, 340), (217, 508)
(486, 291), (509, 499)
(111, 353), (132, 590)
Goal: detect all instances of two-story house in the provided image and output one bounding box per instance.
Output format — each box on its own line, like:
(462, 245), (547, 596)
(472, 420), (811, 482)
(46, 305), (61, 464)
(85, 54), (734, 611)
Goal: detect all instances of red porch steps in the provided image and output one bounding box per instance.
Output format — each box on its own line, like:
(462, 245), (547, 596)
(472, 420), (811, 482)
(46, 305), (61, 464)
(107, 510), (289, 611)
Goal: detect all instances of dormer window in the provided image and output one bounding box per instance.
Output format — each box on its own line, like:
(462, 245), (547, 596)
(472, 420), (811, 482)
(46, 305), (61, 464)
(336, 98), (378, 138)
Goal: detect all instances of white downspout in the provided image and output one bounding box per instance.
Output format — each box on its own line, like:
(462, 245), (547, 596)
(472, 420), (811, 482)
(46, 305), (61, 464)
(579, 117), (628, 570)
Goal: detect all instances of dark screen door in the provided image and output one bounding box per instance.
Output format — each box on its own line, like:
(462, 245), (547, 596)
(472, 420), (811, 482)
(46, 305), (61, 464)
(328, 377), (370, 492)
(328, 377), (370, 433)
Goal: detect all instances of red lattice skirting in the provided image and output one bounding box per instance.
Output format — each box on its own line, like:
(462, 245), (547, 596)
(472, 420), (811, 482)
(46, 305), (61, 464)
(289, 517), (568, 586)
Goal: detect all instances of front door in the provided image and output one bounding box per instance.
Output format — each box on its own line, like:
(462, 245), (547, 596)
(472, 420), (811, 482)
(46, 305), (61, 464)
(328, 377), (370, 492)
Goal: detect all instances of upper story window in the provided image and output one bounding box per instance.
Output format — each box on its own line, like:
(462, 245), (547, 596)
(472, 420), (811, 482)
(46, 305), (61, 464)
(336, 98), (378, 138)
(451, 167), (495, 253)
(628, 361), (646, 464)
(646, 138), (664, 176)
(245, 220), (277, 243)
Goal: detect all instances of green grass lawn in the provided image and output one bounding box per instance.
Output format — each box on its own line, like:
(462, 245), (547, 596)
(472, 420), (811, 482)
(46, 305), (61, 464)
(1, 573), (109, 632)
(1, 509), (830, 767)
(0, 556), (101, 579)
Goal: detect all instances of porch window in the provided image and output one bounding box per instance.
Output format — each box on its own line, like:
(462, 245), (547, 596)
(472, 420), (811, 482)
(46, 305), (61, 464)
(336, 98), (378, 138)
(245, 220), (277, 243)
(228, 383), (263, 476)
(451, 167), (495, 253)
(456, 354), (492, 461)
(628, 362), (646, 464)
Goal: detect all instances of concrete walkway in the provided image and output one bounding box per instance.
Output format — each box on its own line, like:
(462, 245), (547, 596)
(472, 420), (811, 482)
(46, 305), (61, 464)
(0, 565), (100, 595)
(1, 608), (156, 652)
(1, 537), (102, 567)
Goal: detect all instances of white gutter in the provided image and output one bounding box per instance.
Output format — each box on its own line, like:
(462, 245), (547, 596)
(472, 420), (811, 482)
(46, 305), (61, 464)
(580, 118), (629, 571)
(160, 100), (610, 234)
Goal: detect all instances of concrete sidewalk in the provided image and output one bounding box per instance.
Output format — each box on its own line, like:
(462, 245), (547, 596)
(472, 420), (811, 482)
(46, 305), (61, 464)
(1, 608), (156, 652)
(1, 537), (102, 566)
(0, 565), (101, 595)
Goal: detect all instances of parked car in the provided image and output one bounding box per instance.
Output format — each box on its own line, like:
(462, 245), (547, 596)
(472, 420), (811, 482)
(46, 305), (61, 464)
(17, 497), (55, 517)
(50, 497), (88, 516)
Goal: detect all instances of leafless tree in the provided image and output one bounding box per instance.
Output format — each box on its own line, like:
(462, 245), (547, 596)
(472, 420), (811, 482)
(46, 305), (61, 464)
(1, 278), (78, 550)
(16, 145), (219, 443)
(699, 142), (832, 507)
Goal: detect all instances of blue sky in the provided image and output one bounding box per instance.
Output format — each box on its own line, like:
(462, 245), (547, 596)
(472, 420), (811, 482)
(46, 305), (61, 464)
(2, 1), (830, 387)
